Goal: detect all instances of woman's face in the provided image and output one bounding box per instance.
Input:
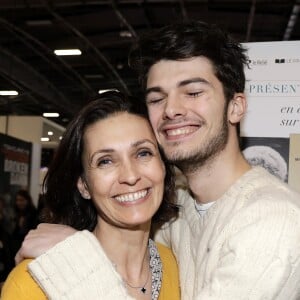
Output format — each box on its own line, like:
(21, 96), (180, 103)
(77, 112), (165, 228)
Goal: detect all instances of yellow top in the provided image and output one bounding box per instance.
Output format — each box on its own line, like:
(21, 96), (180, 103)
(1, 243), (180, 300)
(157, 243), (180, 299)
(1, 259), (45, 300)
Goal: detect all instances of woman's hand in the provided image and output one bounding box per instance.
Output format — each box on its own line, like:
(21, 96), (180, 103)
(15, 223), (77, 264)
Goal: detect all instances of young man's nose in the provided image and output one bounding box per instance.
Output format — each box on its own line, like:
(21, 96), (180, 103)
(163, 94), (187, 119)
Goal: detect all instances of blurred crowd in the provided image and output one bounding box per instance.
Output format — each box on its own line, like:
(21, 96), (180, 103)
(0, 190), (40, 287)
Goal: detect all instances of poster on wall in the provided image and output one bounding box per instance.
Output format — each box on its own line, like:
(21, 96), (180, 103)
(241, 137), (289, 183)
(241, 41), (300, 183)
(0, 133), (32, 232)
(288, 134), (300, 193)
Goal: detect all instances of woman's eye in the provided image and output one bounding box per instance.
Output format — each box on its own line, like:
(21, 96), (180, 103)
(97, 158), (112, 167)
(138, 150), (153, 158)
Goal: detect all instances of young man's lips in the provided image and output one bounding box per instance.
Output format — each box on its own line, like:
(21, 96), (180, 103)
(163, 125), (199, 138)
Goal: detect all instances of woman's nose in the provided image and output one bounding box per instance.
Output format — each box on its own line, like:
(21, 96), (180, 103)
(118, 160), (141, 185)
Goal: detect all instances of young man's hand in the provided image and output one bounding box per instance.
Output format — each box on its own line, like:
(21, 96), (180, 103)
(15, 223), (77, 264)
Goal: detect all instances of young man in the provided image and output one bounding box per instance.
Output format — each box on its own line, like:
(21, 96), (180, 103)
(16, 21), (300, 299)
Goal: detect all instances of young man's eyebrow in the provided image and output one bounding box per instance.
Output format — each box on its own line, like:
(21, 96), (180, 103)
(178, 77), (211, 87)
(145, 86), (163, 96)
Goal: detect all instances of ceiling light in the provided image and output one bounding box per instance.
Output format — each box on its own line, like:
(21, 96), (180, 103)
(0, 90), (18, 96)
(54, 49), (82, 56)
(41, 137), (50, 142)
(119, 30), (132, 38)
(98, 89), (118, 94)
(43, 112), (60, 117)
(47, 131), (53, 136)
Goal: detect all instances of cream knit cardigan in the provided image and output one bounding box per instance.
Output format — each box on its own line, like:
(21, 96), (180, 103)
(156, 166), (300, 299)
(29, 230), (133, 300)
(29, 167), (300, 300)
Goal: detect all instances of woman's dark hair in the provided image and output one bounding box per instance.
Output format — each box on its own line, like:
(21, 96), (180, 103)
(42, 91), (178, 231)
(129, 20), (249, 103)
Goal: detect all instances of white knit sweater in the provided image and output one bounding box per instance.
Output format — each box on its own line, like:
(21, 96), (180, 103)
(156, 166), (300, 299)
(28, 230), (133, 300)
(29, 167), (300, 300)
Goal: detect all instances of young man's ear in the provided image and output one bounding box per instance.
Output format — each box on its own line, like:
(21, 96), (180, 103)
(227, 93), (247, 124)
(77, 176), (91, 199)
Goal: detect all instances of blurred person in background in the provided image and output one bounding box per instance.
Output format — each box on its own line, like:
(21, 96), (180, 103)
(0, 196), (14, 289)
(11, 190), (38, 257)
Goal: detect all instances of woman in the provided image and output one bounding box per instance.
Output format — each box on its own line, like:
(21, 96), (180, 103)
(1, 91), (180, 300)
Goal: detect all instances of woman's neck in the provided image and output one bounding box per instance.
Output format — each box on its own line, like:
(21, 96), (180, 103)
(94, 221), (152, 299)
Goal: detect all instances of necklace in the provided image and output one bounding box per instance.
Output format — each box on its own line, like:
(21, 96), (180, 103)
(123, 267), (150, 294)
(110, 239), (161, 299)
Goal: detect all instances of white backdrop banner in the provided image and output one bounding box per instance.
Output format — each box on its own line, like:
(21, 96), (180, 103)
(241, 41), (300, 138)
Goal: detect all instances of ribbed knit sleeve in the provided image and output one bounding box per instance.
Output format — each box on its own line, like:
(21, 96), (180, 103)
(28, 230), (133, 300)
(171, 167), (300, 300)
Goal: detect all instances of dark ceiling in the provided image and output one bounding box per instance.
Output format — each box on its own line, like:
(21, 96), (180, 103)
(0, 0), (299, 127)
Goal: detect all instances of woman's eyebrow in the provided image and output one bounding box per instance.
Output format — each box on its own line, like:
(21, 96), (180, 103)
(132, 139), (156, 148)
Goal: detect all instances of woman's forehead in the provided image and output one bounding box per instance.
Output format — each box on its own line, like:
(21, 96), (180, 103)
(83, 112), (157, 149)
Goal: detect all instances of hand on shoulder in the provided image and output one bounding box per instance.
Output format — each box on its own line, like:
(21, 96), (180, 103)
(15, 223), (77, 264)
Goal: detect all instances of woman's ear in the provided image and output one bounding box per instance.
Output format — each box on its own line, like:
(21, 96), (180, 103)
(77, 176), (91, 199)
(228, 93), (247, 124)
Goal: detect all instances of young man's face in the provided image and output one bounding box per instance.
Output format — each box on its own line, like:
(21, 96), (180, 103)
(145, 57), (229, 171)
